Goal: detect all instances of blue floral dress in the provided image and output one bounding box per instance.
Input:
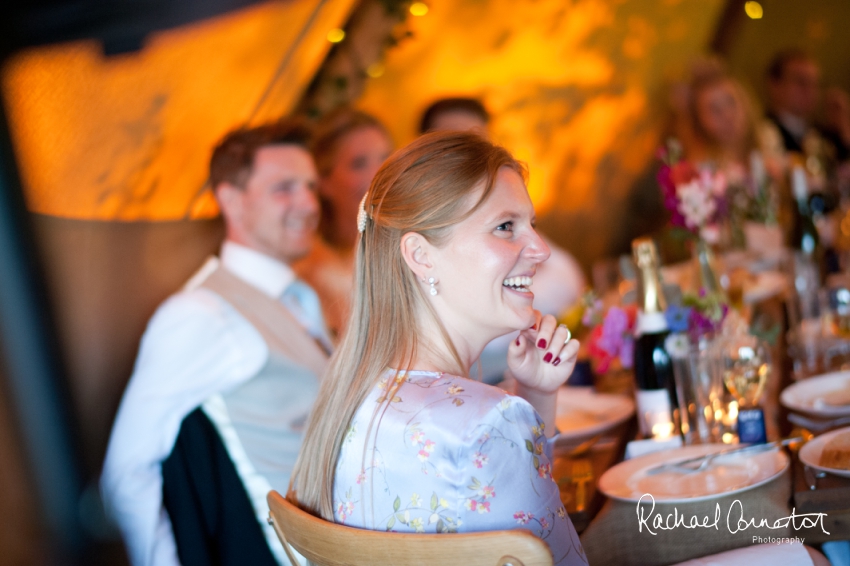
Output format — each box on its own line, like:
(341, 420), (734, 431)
(333, 370), (587, 565)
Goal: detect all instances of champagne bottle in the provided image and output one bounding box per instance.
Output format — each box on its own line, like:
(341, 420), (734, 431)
(791, 165), (819, 257)
(632, 238), (679, 438)
(790, 166), (823, 318)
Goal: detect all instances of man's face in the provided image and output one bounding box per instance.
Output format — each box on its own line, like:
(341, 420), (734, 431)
(219, 144), (320, 264)
(772, 58), (821, 119)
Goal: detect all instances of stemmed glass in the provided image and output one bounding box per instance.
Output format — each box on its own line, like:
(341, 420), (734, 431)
(716, 334), (771, 443)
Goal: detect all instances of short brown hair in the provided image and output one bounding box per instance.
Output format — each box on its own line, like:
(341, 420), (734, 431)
(209, 118), (312, 190)
(767, 48), (814, 82)
(419, 97), (490, 134)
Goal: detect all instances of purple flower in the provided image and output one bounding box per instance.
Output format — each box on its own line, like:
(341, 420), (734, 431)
(598, 307), (629, 355)
(619, 338), (635, 369)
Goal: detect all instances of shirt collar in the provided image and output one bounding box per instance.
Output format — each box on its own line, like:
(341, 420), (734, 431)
(220, 240), (295, 298)
(777, 111), (808, 142)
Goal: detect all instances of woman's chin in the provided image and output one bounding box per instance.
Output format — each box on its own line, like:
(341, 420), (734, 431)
(501, 309), (535, 334)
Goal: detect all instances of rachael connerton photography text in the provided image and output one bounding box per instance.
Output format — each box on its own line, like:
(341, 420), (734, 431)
(635, 494), (830, 536)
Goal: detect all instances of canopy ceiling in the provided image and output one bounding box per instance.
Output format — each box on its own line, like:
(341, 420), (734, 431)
(2, 0), (356, 221)
(357, 0), (724, 216)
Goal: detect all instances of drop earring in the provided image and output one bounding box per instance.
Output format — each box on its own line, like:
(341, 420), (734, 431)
(428, 277), (438, 296)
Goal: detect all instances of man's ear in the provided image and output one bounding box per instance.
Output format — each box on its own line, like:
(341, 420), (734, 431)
(400, 232), (434, 281)
(215, 182), (243, 224)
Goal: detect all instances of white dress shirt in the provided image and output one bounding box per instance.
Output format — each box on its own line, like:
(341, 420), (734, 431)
(101, 241), (318, 566)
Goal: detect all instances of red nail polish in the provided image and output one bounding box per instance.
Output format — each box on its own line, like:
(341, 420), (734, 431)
(553, 357), (561, 366)
(537, 339), (547, 349)
(543, 352), (553, 363)
(531, 324), (537, 330)
(515, 338), (520, 346)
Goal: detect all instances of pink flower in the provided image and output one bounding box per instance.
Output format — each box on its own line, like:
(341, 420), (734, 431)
(417, 450), (430, 462)
(471, 451), (488, 468)
(537, 463), (551, 480)
(464, 499), (477, 511)
(423, 440), (435, 452)
(410, 430), (424, 445)
(355, 471), (366, 485)
(513, 511), (533, 525)
(540, 517), (550, 530)
(480, 485), (496, 499)
(477, 502), (491, 514)
(337, 501), (352, 523)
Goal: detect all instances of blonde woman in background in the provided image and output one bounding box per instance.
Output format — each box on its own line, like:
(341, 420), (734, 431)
(295, 108), (393, 336)
(290, 131), (586, 565)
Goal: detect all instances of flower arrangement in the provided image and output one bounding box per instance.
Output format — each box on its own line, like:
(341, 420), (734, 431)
(665, 291), (729, 344)
(584, 303), (637, 374)
(657, 139), (729, 244)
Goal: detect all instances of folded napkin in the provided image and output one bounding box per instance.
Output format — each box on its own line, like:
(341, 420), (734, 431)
(580, 469), (795, 566)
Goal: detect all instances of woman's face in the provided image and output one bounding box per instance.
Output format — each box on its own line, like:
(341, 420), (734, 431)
(428, 167), (550, 341)
(695, 80), (747, 148)
(321, 126), (392, 226)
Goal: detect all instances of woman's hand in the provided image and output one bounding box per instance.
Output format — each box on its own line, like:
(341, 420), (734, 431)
(507, 312), (580, 394)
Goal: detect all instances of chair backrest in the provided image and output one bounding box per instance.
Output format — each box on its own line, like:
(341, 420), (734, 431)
(267, 490), (554, 566)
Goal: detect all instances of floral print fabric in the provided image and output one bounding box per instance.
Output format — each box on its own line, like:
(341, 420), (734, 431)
(333, 370), (586, 565)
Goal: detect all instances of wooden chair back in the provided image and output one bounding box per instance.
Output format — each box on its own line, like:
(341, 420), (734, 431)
(267, 490), (554, 566)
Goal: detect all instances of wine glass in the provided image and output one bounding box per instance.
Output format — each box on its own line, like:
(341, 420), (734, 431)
(718, 335), (771, 408)
(716, 334), (771, 443)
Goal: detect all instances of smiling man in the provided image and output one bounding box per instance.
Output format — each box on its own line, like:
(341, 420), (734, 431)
(101, 120), (330, 566)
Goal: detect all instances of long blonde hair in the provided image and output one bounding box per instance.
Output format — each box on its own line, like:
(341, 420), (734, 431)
(290, 131), (525, 519)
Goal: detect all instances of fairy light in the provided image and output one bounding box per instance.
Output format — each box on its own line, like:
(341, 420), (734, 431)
(744, 1), (763, 19)
(410, 2), (429, 16)
(327, 28), (345, 43)
(366, 63), (385, 78)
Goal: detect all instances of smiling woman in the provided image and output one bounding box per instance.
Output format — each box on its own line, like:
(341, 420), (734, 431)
(289, 131), (586, 565)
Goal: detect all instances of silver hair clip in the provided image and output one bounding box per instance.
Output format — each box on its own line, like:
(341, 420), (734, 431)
(357, 193), (369, 233)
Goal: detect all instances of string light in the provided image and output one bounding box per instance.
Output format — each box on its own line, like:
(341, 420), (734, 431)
(327, 28), (345, 43)
(744, 1), (763, 20)
(410, 2), (429, 17)
(366, 63), (385, 78)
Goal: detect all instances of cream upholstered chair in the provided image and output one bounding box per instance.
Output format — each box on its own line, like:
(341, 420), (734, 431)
(267, 490), (554, 566)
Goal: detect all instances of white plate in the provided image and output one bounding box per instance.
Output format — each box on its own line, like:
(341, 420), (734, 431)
(780, 371), (850, 417)
(598, 443), (789, 503)
(555, 387), (633, 445)
(799, 426), (850, 478)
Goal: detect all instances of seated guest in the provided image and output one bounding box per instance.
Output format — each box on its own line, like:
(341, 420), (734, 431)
(102, 120), (330, 566)
(765, 49), (823, 155)
(822, 86), (850, 163)
(290, 131), (587, 565)
(419, 96), (585, 382)
(684, 64), (759, 172)
(294, 108), (393, 336)
(419, 97), (491, 135)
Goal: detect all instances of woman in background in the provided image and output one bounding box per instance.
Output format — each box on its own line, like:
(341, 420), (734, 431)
(290, 131), (586, 565)
(295, 108), (393, 336)
(681, 63), (760, 174)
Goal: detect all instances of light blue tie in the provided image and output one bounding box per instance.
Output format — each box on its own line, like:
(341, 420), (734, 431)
(281, 279), (333, 354)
